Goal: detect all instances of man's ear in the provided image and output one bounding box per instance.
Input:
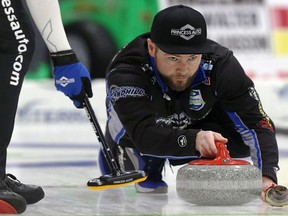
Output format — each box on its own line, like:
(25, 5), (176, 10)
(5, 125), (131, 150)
(147, 38), (155, 57)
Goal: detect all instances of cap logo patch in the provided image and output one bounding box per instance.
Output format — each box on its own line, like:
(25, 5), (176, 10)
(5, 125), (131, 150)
(171, 24), (202, 40)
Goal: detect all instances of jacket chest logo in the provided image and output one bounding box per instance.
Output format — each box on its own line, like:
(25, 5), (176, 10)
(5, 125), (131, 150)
(189, 89), (205, 111)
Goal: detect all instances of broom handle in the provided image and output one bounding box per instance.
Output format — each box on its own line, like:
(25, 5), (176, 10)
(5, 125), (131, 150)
(83, 95), (121, 176)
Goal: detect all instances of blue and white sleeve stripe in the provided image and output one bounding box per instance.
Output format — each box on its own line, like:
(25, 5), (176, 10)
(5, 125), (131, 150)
(226, 111), (262, 169)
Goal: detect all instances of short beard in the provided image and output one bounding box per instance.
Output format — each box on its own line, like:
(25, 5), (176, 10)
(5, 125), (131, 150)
(154, 58), (193, 91)
(165, 76), (193, 91)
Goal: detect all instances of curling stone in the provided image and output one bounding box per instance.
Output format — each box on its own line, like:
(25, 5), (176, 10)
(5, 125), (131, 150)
(176, 142), (262, 206)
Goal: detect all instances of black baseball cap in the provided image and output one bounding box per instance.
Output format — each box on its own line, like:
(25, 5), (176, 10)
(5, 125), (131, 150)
(150, 5), (212, 54)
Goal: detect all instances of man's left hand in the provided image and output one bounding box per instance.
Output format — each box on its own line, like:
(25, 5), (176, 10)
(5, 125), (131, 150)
(261, 176), (276, 202)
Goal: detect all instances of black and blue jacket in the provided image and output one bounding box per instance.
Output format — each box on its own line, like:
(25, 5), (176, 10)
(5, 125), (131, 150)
(105, 33), (279, 183)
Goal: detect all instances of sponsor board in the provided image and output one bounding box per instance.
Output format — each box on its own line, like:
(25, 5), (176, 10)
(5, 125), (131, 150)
(159, 0), (288, 78)
(159, 0), (272, 55)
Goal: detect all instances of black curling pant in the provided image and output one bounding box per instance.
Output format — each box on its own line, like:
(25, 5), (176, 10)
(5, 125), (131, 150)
(0, 0), (35, 178)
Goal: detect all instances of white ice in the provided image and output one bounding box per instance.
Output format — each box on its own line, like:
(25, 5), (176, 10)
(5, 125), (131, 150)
(6, 79), (288, 215)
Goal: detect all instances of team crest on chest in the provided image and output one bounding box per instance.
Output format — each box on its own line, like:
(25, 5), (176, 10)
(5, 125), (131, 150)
(189, 89), (205, 111)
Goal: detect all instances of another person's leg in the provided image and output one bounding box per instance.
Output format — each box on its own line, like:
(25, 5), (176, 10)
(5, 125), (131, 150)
(0, 0), (44, 210)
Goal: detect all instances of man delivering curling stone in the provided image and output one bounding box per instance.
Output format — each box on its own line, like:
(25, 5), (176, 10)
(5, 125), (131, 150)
(100, 5), (287, 206)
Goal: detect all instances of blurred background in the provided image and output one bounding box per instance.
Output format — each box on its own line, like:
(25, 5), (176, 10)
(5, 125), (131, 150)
(10, 0), (288, 167)
(7, 2), (288, 214)
(26, 0), (288, 80)
(11, 0), (288, 155)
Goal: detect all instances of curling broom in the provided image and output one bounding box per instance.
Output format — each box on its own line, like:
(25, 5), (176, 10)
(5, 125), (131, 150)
(83, 95), (147, 189)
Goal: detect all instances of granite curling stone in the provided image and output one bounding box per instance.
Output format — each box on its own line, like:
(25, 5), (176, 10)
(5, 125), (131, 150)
(176, 142), (262, 206)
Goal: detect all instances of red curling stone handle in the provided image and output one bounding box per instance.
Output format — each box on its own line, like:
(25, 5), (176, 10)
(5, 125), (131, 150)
(189, 141), (250, 165)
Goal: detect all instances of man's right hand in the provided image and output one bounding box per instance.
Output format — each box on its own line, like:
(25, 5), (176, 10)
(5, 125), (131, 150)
(195, 130), (228, 158)
(51, 50), (93, 108)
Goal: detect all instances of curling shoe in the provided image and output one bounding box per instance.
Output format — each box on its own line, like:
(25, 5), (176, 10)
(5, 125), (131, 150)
(135, 156), (168, 193)
(0, 178), (27, 214)
(135, 179), (168, 193)
(4, 174), (45, 204)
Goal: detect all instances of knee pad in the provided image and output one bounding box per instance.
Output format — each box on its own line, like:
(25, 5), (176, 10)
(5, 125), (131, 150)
(118, 147), (166, 181)
(100, 145), (166, 181)
(98, 144), (147, 175)
(117, 146), (146, 171)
